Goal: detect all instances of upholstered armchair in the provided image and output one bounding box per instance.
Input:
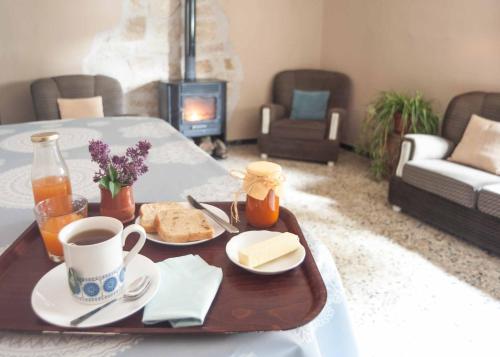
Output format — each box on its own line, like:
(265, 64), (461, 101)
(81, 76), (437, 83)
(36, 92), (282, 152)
(258, 70), (351, 165)
(31, 75), (124, 121)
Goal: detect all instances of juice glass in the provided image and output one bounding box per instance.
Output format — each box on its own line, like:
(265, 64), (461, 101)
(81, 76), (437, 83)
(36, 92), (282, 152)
(34, 194), (88, 262)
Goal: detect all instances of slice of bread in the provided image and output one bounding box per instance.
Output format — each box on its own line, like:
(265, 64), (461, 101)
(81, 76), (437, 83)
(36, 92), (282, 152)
(139, 202), (183, 233)
(156, 209), (214, 243)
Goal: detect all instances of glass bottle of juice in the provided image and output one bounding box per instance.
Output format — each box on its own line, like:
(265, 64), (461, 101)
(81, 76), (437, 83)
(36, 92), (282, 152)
(31, 132), (72, 205)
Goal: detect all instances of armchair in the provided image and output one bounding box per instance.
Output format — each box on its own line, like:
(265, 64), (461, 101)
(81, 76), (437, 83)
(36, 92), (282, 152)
(31, 75), (125, 121)
(258, 70), (351, 165)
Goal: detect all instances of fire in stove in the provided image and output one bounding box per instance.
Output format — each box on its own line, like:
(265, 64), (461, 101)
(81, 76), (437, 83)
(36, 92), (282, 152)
(183, 96), (216, 122)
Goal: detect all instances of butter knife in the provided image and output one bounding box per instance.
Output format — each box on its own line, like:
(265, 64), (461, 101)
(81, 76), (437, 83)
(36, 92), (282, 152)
(187, 195), (239, 234)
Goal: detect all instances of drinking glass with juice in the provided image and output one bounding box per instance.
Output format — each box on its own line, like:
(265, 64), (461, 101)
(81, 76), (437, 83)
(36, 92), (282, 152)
(34, 195), (88, 262)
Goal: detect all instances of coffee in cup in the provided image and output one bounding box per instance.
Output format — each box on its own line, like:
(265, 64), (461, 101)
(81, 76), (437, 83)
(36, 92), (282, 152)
(59, 216), (146, 304)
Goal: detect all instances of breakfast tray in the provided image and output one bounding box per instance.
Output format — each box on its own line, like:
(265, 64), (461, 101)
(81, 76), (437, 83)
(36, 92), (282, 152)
(0, 202), (327, 335)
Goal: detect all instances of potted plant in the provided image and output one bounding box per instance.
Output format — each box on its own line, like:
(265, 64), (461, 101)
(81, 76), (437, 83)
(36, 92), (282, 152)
(89, 139), (151, 223)
(359, 91), (439, 180)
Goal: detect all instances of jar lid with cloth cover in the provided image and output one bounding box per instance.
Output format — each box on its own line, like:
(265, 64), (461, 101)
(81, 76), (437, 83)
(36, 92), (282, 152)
(243, 161), (284, 200)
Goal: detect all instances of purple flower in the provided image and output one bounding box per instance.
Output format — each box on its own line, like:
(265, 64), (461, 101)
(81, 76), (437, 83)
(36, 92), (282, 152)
(111, 155), (127, 167)
(88, 139), (151, 187)
(89, 139), (110, 170)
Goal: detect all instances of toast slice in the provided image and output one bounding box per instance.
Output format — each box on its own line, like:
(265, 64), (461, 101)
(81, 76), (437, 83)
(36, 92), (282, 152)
(139, 202), (183, 233)
(156, 209), (214, 243)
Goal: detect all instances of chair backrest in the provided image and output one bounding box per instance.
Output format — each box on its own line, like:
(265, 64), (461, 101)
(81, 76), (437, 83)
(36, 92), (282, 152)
(443, 91), (500, 144)
(31, 75), (124, 120)
(272, 69), (351, 117)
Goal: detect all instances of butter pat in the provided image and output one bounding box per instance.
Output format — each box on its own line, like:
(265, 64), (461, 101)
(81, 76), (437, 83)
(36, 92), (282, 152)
(239, 232), (301, 268)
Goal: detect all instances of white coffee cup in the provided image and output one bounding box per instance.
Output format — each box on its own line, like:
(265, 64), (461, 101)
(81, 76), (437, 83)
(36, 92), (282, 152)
(59, 216), (146, 304)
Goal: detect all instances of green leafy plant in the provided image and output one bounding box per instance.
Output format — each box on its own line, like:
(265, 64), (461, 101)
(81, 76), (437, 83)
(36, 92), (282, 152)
(358, 91), (439, 180)
(98, 165), (121, 198)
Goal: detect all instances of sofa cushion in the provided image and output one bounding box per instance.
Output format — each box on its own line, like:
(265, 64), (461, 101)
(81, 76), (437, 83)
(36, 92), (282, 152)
(449, 114), (500, 175)
(402, 160), (500, 208)
(270, 119), (326, 140)
(478, 183), (500, 219)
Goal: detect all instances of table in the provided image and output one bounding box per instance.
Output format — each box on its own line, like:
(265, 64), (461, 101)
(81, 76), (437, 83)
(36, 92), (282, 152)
(0, 117), (358, 357)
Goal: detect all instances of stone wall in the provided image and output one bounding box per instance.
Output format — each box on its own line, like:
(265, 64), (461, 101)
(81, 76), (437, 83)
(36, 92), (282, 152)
(191, 0), (242, 117)
(83, 0), (242, 122)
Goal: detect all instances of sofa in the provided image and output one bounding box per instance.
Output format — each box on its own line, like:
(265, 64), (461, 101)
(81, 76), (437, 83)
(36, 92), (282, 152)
(258, 70), (350, 165)
(389, 91), (500, 255)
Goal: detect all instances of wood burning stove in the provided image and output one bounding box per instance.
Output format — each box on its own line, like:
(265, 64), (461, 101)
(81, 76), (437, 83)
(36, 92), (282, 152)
(159, 79), (226, 138)
(159, 0), (227, 139)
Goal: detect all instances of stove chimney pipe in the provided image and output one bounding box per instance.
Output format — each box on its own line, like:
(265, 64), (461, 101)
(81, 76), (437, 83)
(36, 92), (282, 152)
(184, 0), (196, 81)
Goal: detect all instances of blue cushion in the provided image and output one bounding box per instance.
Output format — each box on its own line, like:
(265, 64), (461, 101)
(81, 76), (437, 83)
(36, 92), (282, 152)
(290, 90), (330, 120)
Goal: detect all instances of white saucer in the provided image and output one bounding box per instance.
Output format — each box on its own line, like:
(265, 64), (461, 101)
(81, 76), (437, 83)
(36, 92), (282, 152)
(31, 253), (160, 328)
(226, 230), (306, 275)
(136, 202), (230, 246)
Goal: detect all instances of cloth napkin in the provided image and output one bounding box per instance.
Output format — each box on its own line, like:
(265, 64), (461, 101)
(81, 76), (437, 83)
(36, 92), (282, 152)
(142, 254), (223, 327)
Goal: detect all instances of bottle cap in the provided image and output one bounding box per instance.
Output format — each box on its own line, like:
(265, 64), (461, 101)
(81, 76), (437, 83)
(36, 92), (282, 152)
(30, 132), (59, 143)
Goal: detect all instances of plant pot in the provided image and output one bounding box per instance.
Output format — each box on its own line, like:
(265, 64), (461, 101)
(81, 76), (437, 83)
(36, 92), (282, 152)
(99, 185), (135, 223)
(393, 112), (404, 134)
(393, 112), (412, 135)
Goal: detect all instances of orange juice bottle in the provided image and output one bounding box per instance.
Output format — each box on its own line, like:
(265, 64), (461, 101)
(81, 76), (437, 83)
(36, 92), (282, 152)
(31, 132), (72, 205)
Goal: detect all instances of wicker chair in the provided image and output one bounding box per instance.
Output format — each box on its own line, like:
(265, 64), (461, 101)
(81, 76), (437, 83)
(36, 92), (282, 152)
(258, 70), (350, 165)
(389, 91), (500, 255)
(31, 75), (124, 121)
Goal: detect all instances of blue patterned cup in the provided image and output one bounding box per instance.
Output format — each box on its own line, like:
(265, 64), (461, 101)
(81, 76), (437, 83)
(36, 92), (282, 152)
(59, 216), (146, 304)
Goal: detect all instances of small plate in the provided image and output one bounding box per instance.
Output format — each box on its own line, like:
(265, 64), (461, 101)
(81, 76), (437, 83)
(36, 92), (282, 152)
(226, 230), (306, 275)
(136, 202), (230, 246)
(31, 253), (160, 328)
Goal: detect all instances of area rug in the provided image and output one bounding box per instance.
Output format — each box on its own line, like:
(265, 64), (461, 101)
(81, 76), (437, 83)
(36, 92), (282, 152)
(220, 144), (500, 357)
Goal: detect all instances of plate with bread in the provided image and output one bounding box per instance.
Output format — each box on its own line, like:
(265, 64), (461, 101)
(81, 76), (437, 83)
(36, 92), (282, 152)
(137, 201), (230, 246)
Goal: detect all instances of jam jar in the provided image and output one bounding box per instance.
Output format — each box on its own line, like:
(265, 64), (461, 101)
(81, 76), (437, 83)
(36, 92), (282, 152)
(244, 161), (283, 228)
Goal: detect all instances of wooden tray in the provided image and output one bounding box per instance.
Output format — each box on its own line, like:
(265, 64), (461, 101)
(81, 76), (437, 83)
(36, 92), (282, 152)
(0, 202), (326, 335)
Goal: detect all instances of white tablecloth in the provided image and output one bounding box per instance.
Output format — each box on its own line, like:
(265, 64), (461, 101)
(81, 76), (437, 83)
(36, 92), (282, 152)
(0, 117), (358, 357)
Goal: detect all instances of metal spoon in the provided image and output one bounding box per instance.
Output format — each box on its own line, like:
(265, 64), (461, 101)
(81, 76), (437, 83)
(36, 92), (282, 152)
(70, 275), (151, 326)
